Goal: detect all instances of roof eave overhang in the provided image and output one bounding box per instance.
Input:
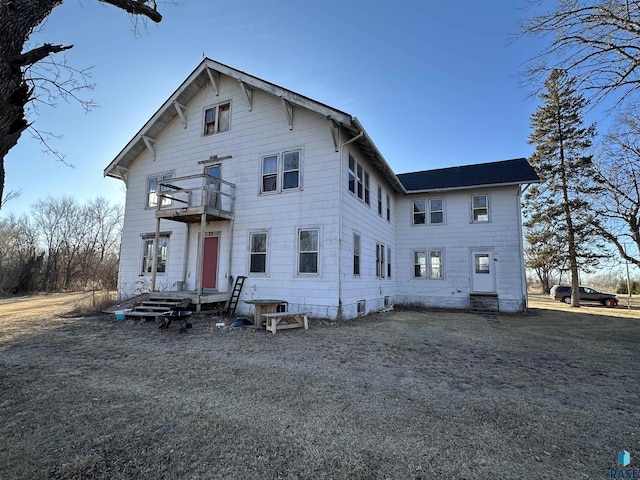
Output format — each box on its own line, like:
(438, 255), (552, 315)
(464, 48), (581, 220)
(348, 117), (407, 194)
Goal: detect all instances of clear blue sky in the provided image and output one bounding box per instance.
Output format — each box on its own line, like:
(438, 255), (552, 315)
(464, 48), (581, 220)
(3, 0), (552, 216)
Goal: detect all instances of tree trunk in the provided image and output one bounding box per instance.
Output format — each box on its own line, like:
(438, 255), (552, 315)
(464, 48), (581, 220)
(557, 117), (581, 308)
(0, 0), (64, 208)
(0, 0), (162, 210)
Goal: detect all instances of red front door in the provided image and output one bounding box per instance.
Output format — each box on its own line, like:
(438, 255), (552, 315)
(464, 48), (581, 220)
(202, 236), (218, 289)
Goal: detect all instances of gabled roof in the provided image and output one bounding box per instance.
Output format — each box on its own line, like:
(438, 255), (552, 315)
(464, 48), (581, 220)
(396, 158), (540, 193)
(103, 58), (405, 193)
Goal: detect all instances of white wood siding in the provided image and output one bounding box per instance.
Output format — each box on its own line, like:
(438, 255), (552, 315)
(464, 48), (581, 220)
(116, 70), (528, 318)
(339, 144), (397, 319)
(117, 73), (343, 317)
(394, 185), (527, 312)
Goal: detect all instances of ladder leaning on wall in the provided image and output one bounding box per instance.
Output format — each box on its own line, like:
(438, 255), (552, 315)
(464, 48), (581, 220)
(224, 275), (246, 316)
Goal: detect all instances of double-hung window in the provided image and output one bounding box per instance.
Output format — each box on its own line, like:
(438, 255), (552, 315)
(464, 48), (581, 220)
(429, 199), (444, 224)
(413, 251), (427, 278)
(348, 154), (370, 205)
(261, 155), (278, 192)
(283, 151), (300, 189)
(413, 200), (426, 225)
(298, 228), (319, 274)
(472, 194), (489, 222)
(353, 233), (361, 276)
(249, 232), (268, 274)
(147, 173), (173, 208)
(378, 185), (383, 216)
(141, 235), (168, 274)
(376, 243), (385, 278)
(413, 249), (444, 279)
(261, 150), (302, 193)
(430, 250), (443, 279)
(204, 102), (230, 135)
(386, 193), (391, 222)
(414, 199), (444, 225)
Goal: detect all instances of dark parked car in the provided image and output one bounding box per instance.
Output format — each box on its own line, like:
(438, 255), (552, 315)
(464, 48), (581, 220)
(550, 285), (619, 306)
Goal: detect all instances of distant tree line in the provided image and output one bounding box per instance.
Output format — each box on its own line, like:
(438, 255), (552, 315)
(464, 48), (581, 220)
(0, 196), (122, 294)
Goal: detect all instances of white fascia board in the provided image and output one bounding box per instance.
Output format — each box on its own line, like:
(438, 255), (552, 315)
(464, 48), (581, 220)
(404, 180), (541, 195)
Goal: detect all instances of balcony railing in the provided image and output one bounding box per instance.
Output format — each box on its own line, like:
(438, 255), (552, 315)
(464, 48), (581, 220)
(156, 173), (236, 222)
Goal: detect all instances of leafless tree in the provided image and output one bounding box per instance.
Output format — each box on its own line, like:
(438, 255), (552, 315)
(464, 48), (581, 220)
(593, 106), (640, 267)
(0, 212), (39, 293)
(520, 0), (640, 108)
(8, 195), (123, 292)
(0, 0), (163, 209)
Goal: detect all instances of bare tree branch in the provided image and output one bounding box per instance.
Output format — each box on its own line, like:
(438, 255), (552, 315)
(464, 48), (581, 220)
(9, 43), (73, 69)
(0, 0), (165, 210)
(519, 0), (640, 109)
(99, 0), (162, 22)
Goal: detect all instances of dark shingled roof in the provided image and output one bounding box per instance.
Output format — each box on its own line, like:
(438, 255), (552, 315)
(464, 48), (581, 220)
(396, 158), (539, 192)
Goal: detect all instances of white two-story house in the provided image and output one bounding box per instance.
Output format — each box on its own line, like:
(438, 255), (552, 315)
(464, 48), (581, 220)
(104, 58), (538, 319)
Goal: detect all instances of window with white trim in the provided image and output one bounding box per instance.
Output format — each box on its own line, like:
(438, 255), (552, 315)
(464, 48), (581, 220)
(386, 193), (391, 222)
(353, 233), (360, 276)
(413, 249), (444, 279)
(430, 250), (443, 279)
(146, 172), (173, 208)
(283, 151), (300, 189)
(429, 198), (444, 224)
(378, 184), (383, 216)
(413, 250), (426, 278)
(364, 172), (370, 205)
(261, 155), (278, 192)
(141, 235), (169, 274)
(249, 232), (268, 274)
(204, 102), (230, 135)
(413, 200), (426, 225)
(348, 154), (370, 205)
(472, 194), (489, 222)
(376, 242), (385, 278)
(298, 228), (319, 274)
(414, 198), (445, 225)
(261, 150), (302, 194)
(387, 246), (392, 278)
(348, 155), (356, 194)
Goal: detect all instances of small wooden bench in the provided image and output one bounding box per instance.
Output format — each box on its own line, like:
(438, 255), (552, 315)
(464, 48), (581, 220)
(261, 311), (309, 334)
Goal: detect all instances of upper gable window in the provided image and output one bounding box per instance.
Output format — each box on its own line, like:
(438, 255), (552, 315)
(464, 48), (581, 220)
(472, 194), (489, 222)
(204, 102), (230, 135)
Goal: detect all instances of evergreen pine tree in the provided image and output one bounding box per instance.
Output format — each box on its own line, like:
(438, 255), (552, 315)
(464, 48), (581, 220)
(525, 69), (600, 307)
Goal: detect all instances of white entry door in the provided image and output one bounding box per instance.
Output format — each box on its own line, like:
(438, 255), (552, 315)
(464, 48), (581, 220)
(471, 250), (495, 293)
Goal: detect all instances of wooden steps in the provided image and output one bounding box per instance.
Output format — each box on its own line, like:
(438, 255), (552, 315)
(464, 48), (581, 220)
(127, 295), (191, 318)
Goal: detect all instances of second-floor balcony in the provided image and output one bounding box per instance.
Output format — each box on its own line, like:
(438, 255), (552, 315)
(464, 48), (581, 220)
(156, 173), (236, 223)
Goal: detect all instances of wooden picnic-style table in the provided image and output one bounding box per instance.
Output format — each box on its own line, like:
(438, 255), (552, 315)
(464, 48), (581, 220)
(243, 299), (288, 327)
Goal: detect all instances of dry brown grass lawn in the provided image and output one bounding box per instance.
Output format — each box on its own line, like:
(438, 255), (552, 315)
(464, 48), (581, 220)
(0, 292), (638, 479)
